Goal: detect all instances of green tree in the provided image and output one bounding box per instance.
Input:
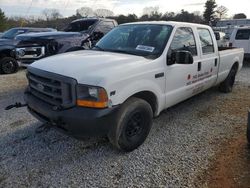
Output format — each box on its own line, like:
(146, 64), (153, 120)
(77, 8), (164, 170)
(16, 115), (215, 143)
(0, 8), (8, 31)
(233, 13), (247, 19)
(203, 0), (217, 25)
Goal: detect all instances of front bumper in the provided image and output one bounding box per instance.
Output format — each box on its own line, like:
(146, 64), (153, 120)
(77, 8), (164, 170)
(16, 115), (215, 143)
(16, 46), (45, 66)
(25, 92), (119, 138)
(20, 60), (36, 67)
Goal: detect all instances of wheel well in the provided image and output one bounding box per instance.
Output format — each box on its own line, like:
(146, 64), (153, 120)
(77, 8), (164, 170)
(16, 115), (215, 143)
(132, 91), (158, 116)
(232, 62), (239, 72)
(0, 49), (12, 59)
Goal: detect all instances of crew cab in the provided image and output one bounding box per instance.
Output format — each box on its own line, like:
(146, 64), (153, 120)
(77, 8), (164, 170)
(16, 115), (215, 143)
(15, 18), (117, 66)
(0, 27), (55, 74)
(24, 22), (244, 152)
(229, 27), (250, 59)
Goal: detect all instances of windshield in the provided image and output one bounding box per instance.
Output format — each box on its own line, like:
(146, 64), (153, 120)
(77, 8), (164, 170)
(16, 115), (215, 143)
(94, 24), (173, 58)
(2, 28), (28, 39)
(64, 20), (97, 32)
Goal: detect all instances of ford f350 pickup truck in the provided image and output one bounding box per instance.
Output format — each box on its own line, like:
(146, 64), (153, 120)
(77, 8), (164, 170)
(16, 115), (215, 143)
(24, 21), (244, 152)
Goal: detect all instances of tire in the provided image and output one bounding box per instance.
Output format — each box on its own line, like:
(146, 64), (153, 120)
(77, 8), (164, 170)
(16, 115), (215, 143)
(108, 97), (153, 152)
(0, 57), (19, 74)
(219, 66), (237, 93)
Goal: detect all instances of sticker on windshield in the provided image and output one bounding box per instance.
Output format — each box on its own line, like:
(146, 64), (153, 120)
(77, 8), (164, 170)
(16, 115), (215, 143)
(136, 45), (155, 52)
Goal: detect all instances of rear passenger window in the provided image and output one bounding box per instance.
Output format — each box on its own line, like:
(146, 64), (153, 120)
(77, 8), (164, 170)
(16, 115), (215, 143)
(235, 29), (250, 40)
(168, 27), (197, 56)
(198, 28), (215, 54)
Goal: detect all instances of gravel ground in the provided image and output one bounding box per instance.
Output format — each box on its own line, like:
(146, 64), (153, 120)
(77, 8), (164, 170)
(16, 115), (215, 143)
(0, 64), (249, 187)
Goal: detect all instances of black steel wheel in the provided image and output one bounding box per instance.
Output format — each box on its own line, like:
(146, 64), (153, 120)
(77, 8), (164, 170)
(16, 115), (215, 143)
(108, 97), (153, 152)
(0, 57), (19, 74)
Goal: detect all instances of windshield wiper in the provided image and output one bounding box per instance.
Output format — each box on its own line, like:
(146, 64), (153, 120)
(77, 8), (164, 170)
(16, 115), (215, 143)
(107, 49), (139, 56)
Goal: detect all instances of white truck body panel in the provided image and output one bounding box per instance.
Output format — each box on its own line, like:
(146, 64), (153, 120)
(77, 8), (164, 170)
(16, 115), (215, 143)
(30, 21), (244, 116)
(229, 27), (250, 56)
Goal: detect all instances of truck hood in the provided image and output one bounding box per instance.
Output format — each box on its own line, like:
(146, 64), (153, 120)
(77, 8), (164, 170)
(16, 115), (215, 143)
(16, 31), (85, 41)
(30, 50), (151, 86)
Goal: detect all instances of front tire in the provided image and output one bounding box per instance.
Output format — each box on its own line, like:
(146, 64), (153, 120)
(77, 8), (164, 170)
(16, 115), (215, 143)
(0, 57), (19, 74)
(219, 66), (237, 93)
(108, 97), (153, 152)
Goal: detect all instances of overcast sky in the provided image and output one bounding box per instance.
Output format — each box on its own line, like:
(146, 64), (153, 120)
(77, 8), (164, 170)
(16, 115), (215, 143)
(1, 0), (250, 18)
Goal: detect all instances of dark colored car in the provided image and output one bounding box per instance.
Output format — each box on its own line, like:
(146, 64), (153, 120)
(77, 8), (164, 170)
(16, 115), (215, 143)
(0, 27), (56, 74)
(15, 18), (118, 67)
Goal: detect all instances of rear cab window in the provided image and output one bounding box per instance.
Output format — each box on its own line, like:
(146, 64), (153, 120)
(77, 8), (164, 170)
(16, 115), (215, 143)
(198, 28), (215, 55)
(235, 29), (250, 40)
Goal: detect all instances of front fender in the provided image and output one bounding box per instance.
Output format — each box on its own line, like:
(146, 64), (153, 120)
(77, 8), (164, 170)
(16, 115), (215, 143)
(110, 79), (165, 116)
(0, 45), (15, 57)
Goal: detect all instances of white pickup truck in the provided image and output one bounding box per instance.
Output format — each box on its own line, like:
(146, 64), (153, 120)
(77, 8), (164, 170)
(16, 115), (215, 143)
(24, 21), (244, 152)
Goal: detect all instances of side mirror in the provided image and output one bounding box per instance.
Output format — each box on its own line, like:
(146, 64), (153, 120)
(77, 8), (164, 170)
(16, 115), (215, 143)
(168, 51), (194, 65)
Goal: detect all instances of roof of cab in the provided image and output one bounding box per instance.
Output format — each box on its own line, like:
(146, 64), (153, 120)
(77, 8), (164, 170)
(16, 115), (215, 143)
(71, 17), (115, 23)
(121, 21), (211, 29)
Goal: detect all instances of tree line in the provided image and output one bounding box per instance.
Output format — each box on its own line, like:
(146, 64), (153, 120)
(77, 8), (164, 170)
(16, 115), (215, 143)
(0, 0), (248, 32)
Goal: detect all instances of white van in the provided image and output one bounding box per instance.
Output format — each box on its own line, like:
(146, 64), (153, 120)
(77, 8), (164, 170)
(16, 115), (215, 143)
(230, 27), (250, 59)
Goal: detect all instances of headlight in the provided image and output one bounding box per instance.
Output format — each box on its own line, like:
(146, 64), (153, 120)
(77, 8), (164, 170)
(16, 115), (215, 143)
(16, 46), (45, 59)
(76, 84), (109, 108)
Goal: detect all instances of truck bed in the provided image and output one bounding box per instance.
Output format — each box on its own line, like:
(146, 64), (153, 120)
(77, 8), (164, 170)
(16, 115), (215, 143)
(218, 47), (236, 51)
(216, 47), (244, 85)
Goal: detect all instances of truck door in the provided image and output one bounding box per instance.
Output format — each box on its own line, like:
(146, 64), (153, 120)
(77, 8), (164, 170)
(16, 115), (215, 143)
(197, 28), (219, 90)
(233, 29), (250, 54)
(165, 27), (201, 108)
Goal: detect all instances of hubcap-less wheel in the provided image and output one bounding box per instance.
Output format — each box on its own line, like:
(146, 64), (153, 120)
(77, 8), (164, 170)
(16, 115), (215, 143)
(0, 57), (18, 74)
(108, 97), (153, 152)
(2, 61), (15, 74)
(125, 112), (144, 139)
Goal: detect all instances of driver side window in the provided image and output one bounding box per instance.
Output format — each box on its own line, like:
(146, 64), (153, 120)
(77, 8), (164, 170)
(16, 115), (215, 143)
(168, 27), (197, 58)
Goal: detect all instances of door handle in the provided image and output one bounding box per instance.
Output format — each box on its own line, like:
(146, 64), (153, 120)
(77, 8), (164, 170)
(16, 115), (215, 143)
(215, 59), (218, 67)
(198, 62), (201, 72)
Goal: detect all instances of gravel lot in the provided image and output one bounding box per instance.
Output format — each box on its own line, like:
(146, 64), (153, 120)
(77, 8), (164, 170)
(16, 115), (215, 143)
(0, 64), (249, 187)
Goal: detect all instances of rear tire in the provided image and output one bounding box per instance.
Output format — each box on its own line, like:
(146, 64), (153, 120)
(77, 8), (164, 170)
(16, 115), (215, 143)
(219, 66), (237, 93)
(0, 57), (19, 74)
(108, 97), (153, 152)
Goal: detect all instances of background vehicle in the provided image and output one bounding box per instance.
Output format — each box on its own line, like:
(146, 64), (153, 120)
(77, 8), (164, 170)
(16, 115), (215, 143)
(0, 27), (55, 74)
(15, 18), (118, 66)
(24, 21), (244, 152)
(214, 31), (229, 47)
(229, 27), (250, 59)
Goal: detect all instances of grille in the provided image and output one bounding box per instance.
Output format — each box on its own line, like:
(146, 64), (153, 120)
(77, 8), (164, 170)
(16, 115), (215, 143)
(27, 67), (77, 108)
